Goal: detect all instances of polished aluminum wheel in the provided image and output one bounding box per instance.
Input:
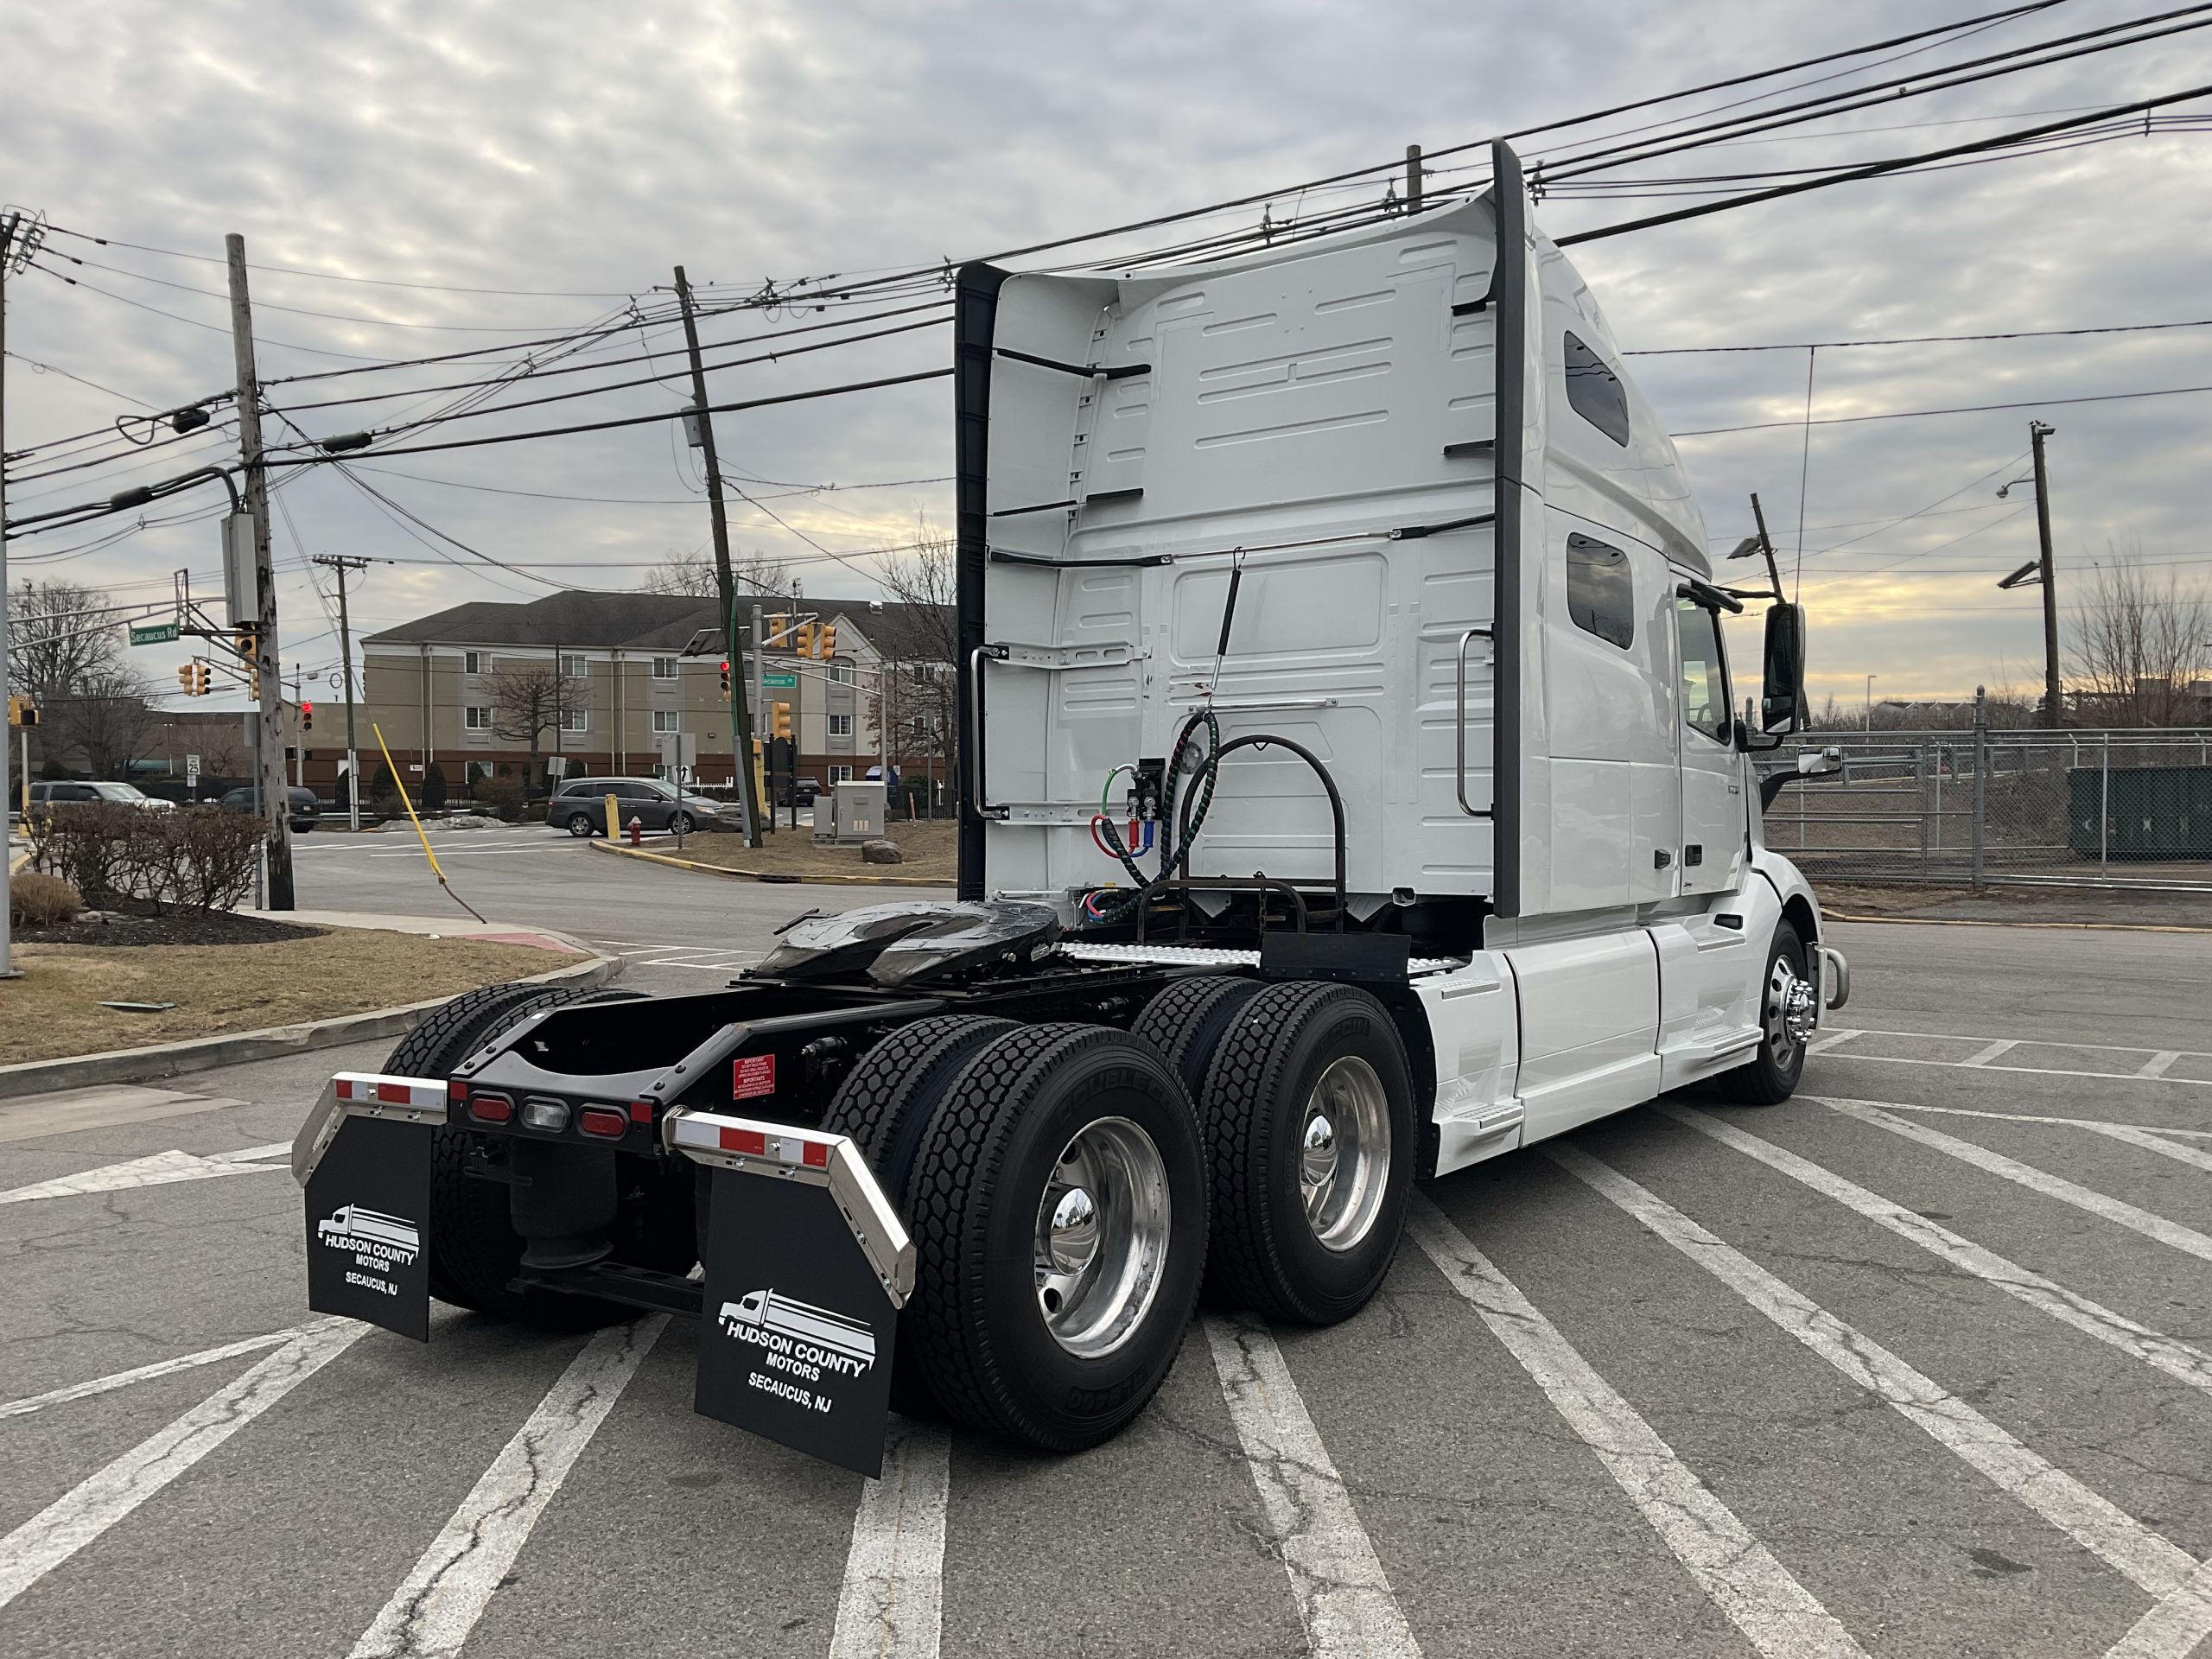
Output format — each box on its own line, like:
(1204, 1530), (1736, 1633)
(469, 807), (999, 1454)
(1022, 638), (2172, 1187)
(1033, 1116), (1170, 1359)
(1299, 1056), (1390, 1253)
(1766, 952), (1817, 1059)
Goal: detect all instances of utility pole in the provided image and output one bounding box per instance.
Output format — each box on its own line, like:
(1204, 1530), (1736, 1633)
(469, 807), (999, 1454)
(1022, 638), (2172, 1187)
(672, 266), (762, 848)
(2029, 420), (2063, 727)
(1, 209), (24, 980)
(313, 555), (368, 831)
(226, 235), (295, 908)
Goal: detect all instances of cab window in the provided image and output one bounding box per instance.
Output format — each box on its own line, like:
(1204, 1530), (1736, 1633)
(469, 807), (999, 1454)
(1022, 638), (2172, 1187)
(1674, 598), (1732, 745)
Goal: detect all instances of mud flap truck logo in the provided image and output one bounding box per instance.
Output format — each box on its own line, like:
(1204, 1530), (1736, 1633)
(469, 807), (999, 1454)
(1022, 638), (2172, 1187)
(316, 1204), (422, 1269)
(719, 1288), (877, 1383)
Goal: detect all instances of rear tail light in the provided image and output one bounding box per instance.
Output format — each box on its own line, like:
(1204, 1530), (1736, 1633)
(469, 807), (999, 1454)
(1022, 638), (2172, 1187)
(467, 1091), (514, 1124)
(578, 1108), (628, 1140)
(521, 1098), (570, 1132)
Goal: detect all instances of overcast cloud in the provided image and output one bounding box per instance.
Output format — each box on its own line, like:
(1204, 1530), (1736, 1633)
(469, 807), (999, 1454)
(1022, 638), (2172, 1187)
(4, 0), (2209, 713)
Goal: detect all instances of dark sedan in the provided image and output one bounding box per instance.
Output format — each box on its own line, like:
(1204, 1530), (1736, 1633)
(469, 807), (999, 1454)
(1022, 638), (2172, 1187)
(219, 785), (321, 832)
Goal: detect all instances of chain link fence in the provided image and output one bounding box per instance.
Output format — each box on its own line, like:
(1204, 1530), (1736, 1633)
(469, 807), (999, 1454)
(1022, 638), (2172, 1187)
(1758, 727), (2212, 890)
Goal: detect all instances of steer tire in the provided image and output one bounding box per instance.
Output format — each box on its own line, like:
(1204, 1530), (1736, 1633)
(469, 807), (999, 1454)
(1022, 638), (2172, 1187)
(904, 1024), (1207, 1452)
(1200, 981), (1415, 1325)
(1131, 976), (1264, 1104)
(400, 983), (671, 1326)
(1719, 920), (1811, 1106)
(819, 1014), (1019, 1416)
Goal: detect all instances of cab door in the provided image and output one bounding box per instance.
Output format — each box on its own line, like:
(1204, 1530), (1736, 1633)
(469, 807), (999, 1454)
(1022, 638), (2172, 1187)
(1674, 593), (1747, 894)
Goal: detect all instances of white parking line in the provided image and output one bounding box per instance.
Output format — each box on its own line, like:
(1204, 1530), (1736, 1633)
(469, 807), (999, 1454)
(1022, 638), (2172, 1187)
(349, 1314), (666, 1659)
(1205, 1313), (1422, 1659)
(2077, 1123), (2212, 1178)
(1549, 1144), (2199, 1598)
(1665, 1106), (2212, 1400)
(1845, 1101), (2212, 1142)
(2139, 1052), (2184, 1079)
(0, 1325), (312, 1420)
(1407, 1198), (1867, 1659)
(2107, 1554), (2212, 1659)
(0, 1147), (288, 1206)
(1961, 1039), (2018, 1067)
(0, 1319), (367, 1611)
(829, 1417), (950, 1659)
(1804, 1029), (1860, 1057)
(1819, 1098), (2212, 1267)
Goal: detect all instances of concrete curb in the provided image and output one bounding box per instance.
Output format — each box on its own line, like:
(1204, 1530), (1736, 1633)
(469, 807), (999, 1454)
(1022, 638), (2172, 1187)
(1824, 909), (2212, 934)
(0, 942), (620, 1102)
(587, 836), (948, 888)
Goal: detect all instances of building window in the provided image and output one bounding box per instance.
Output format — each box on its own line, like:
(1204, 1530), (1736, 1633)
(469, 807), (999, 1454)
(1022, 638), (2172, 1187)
(1563, 331), (1630, 447)
(651, 656), (677, 680)
(652, 709), (679, 734)
(464, 652), (480, 675)
(559, 653), (587, 678)
(559, 708), (588, 734)
(828, 714), (854, 738)
(464, 706), (492, 731)
(1565, 534), (1634, 650)
(829, 765), (853, 784)
(828, 662), (855, 685)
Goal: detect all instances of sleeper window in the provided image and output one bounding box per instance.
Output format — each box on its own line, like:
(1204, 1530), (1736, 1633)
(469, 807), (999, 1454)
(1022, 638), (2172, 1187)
(1566, 534), (1634, 650)
(1563, 331), (1630, 446)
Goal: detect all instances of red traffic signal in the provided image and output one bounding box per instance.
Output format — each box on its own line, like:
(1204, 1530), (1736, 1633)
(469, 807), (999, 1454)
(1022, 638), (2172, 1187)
(302, 700), (315, 731)
(718, 659), (731, 695)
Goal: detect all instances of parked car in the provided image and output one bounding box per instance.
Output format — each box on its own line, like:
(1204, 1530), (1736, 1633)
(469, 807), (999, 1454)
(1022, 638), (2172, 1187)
(218, 785), (321, 832)
(26, 780), (175, 812)
(543, 776), (737, 837)
(780, 776), (822, 809)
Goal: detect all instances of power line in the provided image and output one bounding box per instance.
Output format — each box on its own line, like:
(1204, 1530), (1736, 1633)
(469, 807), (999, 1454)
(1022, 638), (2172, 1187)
(1629, 316), (2212, 354)
(1672, 378), (2212, 437)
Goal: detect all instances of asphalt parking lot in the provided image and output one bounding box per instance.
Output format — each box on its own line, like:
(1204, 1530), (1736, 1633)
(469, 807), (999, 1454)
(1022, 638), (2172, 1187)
(3, 853), (2209, 1658)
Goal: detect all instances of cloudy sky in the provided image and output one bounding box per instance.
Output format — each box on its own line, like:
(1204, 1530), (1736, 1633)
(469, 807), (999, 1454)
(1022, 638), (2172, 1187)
(4, 0), (2209, 715)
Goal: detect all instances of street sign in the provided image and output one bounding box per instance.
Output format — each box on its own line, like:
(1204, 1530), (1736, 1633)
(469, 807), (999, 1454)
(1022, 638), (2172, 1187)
(185, 754), (200, 786)
(129, 620), (181, 646)
(762, 671), (798, 689)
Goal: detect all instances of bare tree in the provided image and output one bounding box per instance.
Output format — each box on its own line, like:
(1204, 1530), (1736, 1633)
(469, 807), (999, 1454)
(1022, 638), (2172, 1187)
(643, 545), (798, 601)
(872, 519), (959, 802)
(485, 662), (588, 785)
(8, 579), (130, 705)
(48, 668), (160, 780)
(2068, 547), (2212, 727)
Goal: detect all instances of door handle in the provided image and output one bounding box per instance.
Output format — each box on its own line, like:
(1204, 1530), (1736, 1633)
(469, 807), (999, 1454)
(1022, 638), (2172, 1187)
(1684, 844), (1704, 867)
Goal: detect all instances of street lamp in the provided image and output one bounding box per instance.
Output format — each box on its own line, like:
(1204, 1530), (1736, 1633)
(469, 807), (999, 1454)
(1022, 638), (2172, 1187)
(1865, 673), (1878, 730)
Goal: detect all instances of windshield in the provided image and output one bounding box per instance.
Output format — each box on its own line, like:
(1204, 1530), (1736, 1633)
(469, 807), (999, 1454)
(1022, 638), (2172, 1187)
(92, 783), (146, 801)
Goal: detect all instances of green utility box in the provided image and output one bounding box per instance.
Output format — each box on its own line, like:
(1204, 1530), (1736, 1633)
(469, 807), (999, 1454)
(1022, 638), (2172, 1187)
(2068, 765), (2212, 859)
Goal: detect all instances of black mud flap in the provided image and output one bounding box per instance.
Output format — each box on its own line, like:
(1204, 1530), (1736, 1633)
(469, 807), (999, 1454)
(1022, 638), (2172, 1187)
(304, 1115), (434, 1343)
(672, 1112), (914, 1478)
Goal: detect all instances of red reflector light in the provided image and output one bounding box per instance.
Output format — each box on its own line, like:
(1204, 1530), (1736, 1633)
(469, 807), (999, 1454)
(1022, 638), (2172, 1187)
(447, 1078), (467, 1102)
(468, 1092), (513, 1124)
(802, 1140), (830, 1168)
(720, 1126), (767, 1156)
(579, 1108), (628, 1140)
(627, 1100), (653, 1125)
(375, 1082), (410, 1104)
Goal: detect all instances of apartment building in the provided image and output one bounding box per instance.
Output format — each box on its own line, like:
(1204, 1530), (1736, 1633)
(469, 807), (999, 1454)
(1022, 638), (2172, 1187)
(353, 590), (953, 797)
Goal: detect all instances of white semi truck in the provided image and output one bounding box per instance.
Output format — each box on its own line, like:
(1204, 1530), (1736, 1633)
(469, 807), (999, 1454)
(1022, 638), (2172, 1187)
(295, 141), (1846, 1472)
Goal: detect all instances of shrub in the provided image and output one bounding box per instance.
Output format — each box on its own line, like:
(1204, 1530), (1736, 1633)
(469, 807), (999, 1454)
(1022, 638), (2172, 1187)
(422, 761), (449, 812)
(10, 871), (83, 928)
(168, 807), (269, 911)
(476, 771), (527, 822)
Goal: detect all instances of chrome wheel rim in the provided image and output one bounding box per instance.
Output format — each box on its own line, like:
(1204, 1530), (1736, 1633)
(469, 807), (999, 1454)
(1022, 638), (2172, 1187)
(1033, 1116), (1170, 1359)
(1766, 953), (1816, 1061)
(1300, 1056), (1389, 1252)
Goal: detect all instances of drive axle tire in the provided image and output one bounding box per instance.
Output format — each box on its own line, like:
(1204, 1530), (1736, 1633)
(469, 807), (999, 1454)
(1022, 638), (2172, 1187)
(1132, 976), (1263, 1104)
(1201, 982), (1414, 1325)
(1719, 920), (1812, 1106)
(391, 983), (676, 1326)
(904, 1024), (1207, 1452)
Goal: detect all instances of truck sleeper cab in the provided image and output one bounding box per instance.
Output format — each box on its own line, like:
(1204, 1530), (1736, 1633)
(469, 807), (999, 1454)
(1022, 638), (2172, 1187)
(294, 142), (1845, 1475)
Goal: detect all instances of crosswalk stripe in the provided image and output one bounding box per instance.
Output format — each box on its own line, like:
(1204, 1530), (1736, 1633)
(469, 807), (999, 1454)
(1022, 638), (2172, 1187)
(1204, 1313), (1423, 1659)
(0, 1148), (286, 1206)
(1548, 1143), (2199, 1598)
(0, 1319), (367, 1611)
(0, 1325), (318, 1420)
(2106, 1554), (2212, 1659)
(348, 1315), (666, 1659)
(1666, 1107), (2212, 1399)
(1407, 1198), (1867, 1659)
(829, 1417), (950, 1659)
(1818, 1097), (2212, 1266)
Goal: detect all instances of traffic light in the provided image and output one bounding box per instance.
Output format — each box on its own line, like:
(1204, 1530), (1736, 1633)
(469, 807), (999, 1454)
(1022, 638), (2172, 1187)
(177, 664), (197, 696)
(815, 623), (836, 660)
(718, 659), (731, 696)
(766, 613), (790, 648)
(302, 700), (314, 732)
(772, 701), (793, 740)
(5, 696), (36, 728)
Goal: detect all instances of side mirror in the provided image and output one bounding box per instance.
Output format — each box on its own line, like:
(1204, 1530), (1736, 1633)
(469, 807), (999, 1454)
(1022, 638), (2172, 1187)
(1760, 602), (1806, 734)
